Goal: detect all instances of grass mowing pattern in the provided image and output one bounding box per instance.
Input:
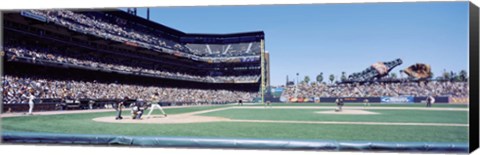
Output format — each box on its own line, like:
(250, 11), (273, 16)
(200, 109), (468, 124)
(1, 104), (468, 143)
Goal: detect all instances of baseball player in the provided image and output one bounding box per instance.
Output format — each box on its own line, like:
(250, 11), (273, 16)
(335, 98), (344, 112)
(265, 100), (272, 108)
(131, 99), (148, 120)
(146, 92), (167, 118)
(426, 95), (435, 107)
(363, 99), (370, 107)
(27, 92), (36, 115)
(115, 97), (129, 120)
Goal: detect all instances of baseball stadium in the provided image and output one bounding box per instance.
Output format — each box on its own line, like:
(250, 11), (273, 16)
(0, 4), (473, 153)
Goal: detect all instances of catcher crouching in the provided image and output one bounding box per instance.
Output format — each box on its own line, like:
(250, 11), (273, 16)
(131, 99), (149, 120)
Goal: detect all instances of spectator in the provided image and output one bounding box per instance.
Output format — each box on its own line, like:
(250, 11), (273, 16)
(27, 10), (260, 61)
(4, 46), (260, 84)
(281, 81), (468, 99)
(3, 75), (259, 104)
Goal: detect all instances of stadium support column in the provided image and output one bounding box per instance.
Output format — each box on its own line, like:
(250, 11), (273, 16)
(147, 8), (150, 20)
(261, 39), (265, 106)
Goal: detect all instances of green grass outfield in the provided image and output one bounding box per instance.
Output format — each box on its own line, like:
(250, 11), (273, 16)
(250, 103), (469, 107)
(1, 103), (469, 143)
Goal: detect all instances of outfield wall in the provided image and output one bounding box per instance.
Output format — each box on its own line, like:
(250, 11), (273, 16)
(285, 96), (462, 104)
(1, 99), (233, 113)
(314, 97), (381, 103)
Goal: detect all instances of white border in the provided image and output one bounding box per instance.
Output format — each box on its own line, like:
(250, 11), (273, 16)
(1, 0), (479, 155)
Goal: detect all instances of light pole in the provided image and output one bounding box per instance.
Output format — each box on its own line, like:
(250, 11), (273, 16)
(296, 73), (299, 85)
(295, 73), (299, 97)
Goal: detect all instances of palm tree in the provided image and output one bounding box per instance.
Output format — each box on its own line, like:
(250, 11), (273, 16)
(443, 70), (450, 81)
(341, 71), (347, 81)
(304, 76), (310, 84)
(316, 72), (323, 83)
(329, 74), (335, 84)
(459, 70), (468, 81)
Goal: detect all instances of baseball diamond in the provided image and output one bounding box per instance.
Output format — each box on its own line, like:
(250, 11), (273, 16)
(1, 103), (469, 143)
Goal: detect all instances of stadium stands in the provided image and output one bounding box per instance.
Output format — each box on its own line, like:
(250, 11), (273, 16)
(2, 9), (264, 109)
(4, 46), (260, 83)
(3, 75), (258, 104)
(281, 81), (469, 99)
(26, 10), (261, 59)
(185, 42), (261, 57)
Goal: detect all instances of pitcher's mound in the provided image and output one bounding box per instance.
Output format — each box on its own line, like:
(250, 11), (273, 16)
(93, 114), (230, 124)
(316, 109), (379, 115)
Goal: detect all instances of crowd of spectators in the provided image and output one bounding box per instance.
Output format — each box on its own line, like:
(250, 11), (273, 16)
(26, 10), (261, 60)
(281, 81), (469, 98)
(185, 42), (261, 57)
(5, 46), (260, 83)
(2, 75), (258, 104)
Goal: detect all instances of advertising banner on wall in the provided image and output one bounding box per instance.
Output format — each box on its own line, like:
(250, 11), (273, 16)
(286, 97), (320, 103)
(380, 96), (414, 103)
(318, 97), (381, 103)
(449, 97), (469, 104)
(413, 96), (449, 104)
(289, 97), (297, 102)
(297, 98), (304, 102)
(303, 98), (310, 102)
(272, 88), (284, 98)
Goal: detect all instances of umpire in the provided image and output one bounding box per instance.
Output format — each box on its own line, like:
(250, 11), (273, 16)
(115, 97), (129, 120)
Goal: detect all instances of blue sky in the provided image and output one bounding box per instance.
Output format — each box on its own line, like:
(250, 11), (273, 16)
(126, 2), (469, 86)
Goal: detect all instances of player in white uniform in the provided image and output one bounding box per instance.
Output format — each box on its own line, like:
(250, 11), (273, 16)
(426, 95), (435, 107)
(146, 92), (167, 118)
(27, 92), (36, 115)
(335, 98), (344, 112)
(363, 99), (370, 107)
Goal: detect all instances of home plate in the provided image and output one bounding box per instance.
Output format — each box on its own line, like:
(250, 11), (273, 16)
(316, 109), (379, 115)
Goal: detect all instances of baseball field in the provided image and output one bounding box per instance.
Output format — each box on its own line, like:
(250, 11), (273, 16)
(1, 103), (469, 143)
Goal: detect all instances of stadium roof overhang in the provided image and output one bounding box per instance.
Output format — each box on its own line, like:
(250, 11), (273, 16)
(100, 9), (264, 44)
